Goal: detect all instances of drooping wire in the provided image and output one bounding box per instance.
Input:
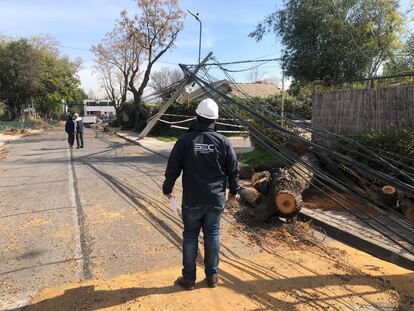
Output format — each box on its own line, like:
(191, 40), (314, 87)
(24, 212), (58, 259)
(212, 57), (414, 182)
(188, 66), (414, 254)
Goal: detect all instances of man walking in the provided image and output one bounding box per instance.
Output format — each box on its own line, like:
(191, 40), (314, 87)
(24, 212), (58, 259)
(65, 113), (75, 148)
(73, 113), (84, 149)
(162, 98), (240, 290)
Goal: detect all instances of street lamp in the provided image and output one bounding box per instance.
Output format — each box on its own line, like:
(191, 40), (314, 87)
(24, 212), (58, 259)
(187, 10), (202, 64)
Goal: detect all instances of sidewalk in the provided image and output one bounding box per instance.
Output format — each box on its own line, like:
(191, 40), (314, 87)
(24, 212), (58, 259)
(0, 129), (45, 149)
(0, 133), (23, 149)
(112, 128), (253, 158)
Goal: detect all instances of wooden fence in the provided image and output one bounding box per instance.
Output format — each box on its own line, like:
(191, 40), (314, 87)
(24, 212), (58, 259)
(312, 85), (414, 135)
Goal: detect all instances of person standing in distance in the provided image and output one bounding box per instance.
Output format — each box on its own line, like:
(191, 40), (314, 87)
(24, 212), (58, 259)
(162, 98), (240, 290)
(73, 113), (84, 149)
(65, 113), (75, 149)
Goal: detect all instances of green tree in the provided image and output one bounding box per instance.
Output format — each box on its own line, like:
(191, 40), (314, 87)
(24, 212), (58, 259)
(0, 39), (41, 118)
(383, 33), (414, 74)
(250, 0), (407, 85)
(0, 36), (83, 119)
(34, 51), (82, 118)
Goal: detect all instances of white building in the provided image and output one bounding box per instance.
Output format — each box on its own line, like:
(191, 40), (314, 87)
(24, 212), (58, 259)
(83, 99), (116, 116)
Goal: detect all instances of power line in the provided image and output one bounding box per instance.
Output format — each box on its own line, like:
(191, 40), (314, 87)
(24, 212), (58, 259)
(57, 44), (91, 52)
(186, 57), (281, 67)
(190, 69), (414, 255)
(56, 43), (182, 66)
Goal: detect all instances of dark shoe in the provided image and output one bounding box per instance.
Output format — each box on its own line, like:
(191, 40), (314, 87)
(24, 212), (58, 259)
(175, 276), (195, 290)
(80, 146), (84, 148)
(206, 275), (218, 288)
(76, 146), (80, 149)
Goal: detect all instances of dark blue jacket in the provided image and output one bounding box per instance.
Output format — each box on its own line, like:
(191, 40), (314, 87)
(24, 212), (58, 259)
(65, 116), (74, 133)
(75, 118), (84, 133)
(163, 122), (240, 207)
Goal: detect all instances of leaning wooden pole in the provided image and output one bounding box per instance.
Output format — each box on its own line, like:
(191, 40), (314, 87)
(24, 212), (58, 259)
(138, 52), (213, 140)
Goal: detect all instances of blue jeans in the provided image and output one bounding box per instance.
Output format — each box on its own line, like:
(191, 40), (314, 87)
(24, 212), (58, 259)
(182, 205), (224, 281)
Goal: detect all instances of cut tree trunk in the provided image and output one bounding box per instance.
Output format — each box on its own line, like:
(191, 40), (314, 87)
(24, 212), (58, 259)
(271, 154), (316, 217)
(242, 154), (317, 221)
(251, 171), (271, 194)
(398, 191), (414, 222)
(239, 187), (263, 206)
(239, 163), (254, 180)
(379, 185), (398, 209)
(245, 195), (277, 222)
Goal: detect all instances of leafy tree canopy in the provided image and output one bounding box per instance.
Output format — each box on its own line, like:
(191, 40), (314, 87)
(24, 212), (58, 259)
(384, 33), (414, 75)
(0, 36), (84, 119)
(250, 0), (408, 84)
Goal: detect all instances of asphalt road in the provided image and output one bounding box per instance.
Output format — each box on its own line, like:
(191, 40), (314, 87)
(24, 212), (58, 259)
(0, 128), (258, 310)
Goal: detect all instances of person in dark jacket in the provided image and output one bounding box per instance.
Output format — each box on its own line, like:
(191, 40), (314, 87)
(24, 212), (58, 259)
(73, 113), (84, 148)
(163, 98), (240, 290)
(65, 114), (75, 148)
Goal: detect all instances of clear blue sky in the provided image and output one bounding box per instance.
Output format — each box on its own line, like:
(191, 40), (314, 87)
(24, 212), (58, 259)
(0, 0), (284, 96)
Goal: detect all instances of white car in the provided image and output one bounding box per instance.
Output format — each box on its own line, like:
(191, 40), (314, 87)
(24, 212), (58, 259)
(82, 116), (97, 125)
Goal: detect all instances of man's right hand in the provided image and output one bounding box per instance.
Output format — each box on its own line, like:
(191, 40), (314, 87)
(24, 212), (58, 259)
(228, 193), (238, 202)
(164, 193), (173, 199)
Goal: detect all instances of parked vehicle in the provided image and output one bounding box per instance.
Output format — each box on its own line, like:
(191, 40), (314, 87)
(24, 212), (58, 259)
(82, 115), (97, 126)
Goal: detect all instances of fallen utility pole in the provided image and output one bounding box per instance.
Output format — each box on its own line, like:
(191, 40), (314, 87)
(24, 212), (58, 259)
(138, 52), (213, 140)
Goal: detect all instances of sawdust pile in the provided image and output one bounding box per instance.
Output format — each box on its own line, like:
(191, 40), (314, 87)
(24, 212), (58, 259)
(0, 148), (8, 160)
(225, 200), (322, 251)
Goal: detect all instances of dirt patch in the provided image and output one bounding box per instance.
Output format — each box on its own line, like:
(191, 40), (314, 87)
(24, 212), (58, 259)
(26, 247), (412, 311)
(0, 148), (8, 160)
(87, 204), (124, 226)
(20, 217), (49, 230)
(302, 188), (366, 212)
(3, 128), (20, 135)
(24, 203), (414, 310)
(225, 200), (321, 250)
(22, 129), (43, 137)
(128, 151), (146, 156)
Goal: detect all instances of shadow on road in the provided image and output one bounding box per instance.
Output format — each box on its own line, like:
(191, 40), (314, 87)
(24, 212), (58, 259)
(82, 161), (183, 251)
(17, 272), (413, 311)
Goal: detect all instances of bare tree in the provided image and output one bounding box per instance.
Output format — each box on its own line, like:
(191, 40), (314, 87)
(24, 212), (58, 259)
(121, 0), (185, 128)
(96, 61), (128, 117)
(92, 21), (141, 117)
(246, 67), (265, 82)
(149, 67), (184, 100)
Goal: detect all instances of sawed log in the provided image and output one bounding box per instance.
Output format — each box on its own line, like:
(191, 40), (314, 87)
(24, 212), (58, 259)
(239, 187), (263, 206)
(251, 171), (271, 194)
(244, 154), (317, 221)
(271, 154), (317, 217)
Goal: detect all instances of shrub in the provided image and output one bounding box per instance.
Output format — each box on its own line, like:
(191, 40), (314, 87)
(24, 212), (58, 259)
(354, 124), (414, 168)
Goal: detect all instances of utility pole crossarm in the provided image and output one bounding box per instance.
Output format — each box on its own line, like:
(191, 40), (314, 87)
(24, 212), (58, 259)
(137, 52), (213, 140)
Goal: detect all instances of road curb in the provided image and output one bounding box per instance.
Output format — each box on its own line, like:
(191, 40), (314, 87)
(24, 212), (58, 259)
(114, 131), (169, 159)
(0, 135), (23, 150)
(0, 128), (47, 150)
(298, 211), (414, 271)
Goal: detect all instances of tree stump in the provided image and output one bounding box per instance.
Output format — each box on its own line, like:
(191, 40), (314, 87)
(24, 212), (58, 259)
(251, 171), (271, 194)
(380, 185), (398, 209)
(239, 187), (263, 207)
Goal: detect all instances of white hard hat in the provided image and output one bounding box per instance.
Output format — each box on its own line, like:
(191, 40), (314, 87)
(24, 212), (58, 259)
(195, 98), (219, 120)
